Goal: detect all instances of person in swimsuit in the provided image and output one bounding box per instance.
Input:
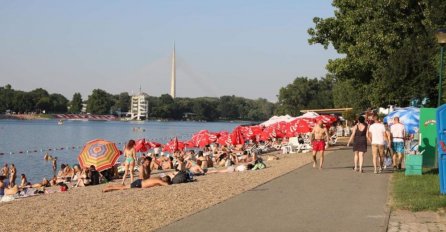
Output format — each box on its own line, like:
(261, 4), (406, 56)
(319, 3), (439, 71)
(390, 117), (406, 170)
(122, 140), (137, 185)
(102, 176), (171, 192)
(126, 157), (152, 189)
(74, 167), (90, 187)
(347, 116), (369, 173)
(52, 157), (57, 176)
(9, 163), (16, 187)
(31, 178), (51, 188)
(0, 175), (6, 197)
(1, 164), (9, 179)
(207, 163), (254, 174)
(311, 120), (329, 169)
(20, 174), (31, 188)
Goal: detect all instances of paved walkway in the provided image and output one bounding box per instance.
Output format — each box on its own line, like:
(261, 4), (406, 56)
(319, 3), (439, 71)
(158, 148), (391, 232)
(388, 209), (446, 232)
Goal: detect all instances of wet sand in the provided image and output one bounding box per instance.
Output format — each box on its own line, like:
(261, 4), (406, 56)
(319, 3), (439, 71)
(0, 150), (334, 231)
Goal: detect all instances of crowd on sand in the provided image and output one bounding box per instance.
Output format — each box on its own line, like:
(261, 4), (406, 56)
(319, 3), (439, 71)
(0, 138), (288, 201)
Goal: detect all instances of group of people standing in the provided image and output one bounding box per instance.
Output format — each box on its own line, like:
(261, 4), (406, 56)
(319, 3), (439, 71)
(347, 115), (406, 173)
(1, 163), (17, 187)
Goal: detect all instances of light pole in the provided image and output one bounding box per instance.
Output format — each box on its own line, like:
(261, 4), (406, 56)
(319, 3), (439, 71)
(436, 29), (446, 107)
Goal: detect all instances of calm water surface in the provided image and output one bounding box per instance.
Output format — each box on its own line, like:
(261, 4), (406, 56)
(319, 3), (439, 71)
(0, 120), (242, 183)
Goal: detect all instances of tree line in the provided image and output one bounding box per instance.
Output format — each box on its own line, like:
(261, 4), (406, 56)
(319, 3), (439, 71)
(0, 85), (276, 121)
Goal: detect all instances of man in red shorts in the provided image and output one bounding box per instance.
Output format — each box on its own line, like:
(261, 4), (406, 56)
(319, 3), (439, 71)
(311, 120), (329, 169)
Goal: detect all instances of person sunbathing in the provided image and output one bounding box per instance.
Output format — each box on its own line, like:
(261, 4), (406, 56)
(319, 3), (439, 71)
(102, 176), (171, 192)
(162, 156), (173, 170)
(231, 144), (245, 155)
(185, 159), (205, 175)
(31, 178), (51, 188)
(176, 157), (186, 172)
(0, 175), (6, 197)
(56, 164), (67, 182)
(74, 167), (90, 187)
(207, 163), (254, 174)
(196, 151), (208, 169)
(20, 174), (31, 188)
(72, 165), (81, 181)
(62, 165), (74, 182)
(150, 154), (162, 170)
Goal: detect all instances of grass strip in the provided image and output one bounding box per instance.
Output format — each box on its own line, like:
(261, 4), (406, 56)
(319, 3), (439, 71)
(392, 169), (446, 211)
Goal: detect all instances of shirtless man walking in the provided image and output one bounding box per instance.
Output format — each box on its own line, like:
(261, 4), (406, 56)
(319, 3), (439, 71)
(311, 120), (329, 169)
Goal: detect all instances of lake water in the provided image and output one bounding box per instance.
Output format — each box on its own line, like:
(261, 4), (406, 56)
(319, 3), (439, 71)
(0, 120), (243, 183)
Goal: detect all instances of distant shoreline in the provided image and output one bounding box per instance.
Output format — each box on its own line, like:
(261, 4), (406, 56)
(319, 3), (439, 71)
(0, 114), (258, 124)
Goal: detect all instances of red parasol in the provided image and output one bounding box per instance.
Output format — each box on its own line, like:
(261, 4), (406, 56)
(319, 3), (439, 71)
(231, 126), (245, 145)
(162, 137), (185, 152)
(134, 138), (149, 152)
(188, 130), (219, 148)
(146, 141), (162, 148)
(217, 131), (231, 146)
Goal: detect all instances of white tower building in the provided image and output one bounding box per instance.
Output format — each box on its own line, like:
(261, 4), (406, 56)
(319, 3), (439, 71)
(170, 43), (176, 98)
(130, 88), (149, 120)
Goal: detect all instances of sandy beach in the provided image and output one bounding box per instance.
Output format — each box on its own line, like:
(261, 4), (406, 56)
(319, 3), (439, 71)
(0, 149), (336, 232)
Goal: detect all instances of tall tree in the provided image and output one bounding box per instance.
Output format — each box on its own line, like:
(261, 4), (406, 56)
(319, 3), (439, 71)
(115, 92), (131, 113)
(70, 93), (83, 113)
(308, 0), (446, 109)
(87, 89), (113, 114)
(276, 77), (334, 115)
(49, 93), (68, 113)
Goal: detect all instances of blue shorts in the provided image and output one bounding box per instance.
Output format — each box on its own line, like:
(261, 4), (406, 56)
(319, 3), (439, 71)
(392, 142), (405, 154)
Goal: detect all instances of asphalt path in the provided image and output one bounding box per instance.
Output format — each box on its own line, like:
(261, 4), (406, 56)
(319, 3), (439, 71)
(158, 147), (391, 232)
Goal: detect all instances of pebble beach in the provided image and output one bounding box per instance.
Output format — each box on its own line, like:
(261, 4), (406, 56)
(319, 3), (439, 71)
(0, 150), (334, 231)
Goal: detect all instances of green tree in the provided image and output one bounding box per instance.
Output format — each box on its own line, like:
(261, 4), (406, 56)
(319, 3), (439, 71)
(12, 91), (34, 113)
(86, 89), (113, 114)
(308, 0), (446, 108)
(36, 97), (51, 113)
(49, 93), (68, 113)
(0, 84), (15, 113)
(70, 93), (83, 113)
(276, 77), (333, 115)
(192, 98), (219, 121)
(218, 96), (239, 119)
(30, 88), (49, 112)
(115, 92), (130, 113)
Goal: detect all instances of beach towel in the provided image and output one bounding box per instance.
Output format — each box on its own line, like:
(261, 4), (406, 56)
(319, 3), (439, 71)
(0, 195), (15, 203)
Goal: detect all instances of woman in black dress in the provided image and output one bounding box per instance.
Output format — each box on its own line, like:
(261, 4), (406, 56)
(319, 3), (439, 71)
(347, 116), (368, 173)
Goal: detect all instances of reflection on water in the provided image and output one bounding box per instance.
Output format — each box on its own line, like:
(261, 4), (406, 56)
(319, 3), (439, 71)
(0, 120), (242, 183)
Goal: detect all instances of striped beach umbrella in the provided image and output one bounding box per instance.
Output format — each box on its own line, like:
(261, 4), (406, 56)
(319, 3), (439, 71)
(78, 139), (121, 172)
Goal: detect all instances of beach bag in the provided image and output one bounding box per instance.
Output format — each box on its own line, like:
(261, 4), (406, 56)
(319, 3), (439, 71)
(384, 156), (392, 167)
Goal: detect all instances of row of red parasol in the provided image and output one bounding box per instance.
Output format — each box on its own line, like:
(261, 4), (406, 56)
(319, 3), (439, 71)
(77, 114), (337, 172)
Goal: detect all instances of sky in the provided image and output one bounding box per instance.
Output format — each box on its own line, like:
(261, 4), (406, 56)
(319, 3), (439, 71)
(0, 0), (340, 102)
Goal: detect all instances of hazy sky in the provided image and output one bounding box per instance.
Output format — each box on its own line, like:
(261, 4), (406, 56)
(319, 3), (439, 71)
(0, 0), (340, 102)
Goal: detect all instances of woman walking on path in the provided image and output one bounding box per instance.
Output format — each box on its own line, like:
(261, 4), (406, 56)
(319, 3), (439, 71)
(347, 116), (370, 173)
(122, 140), (137, 185)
